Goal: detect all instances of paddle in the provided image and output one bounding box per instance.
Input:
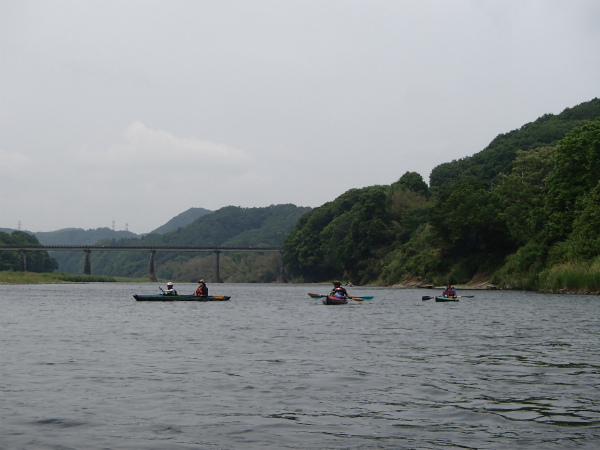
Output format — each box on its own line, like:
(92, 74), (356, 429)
(307, 293), (369, 302)
(422, 295), (474, 301)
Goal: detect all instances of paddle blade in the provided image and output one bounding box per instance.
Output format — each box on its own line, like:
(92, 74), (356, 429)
(422, 296), (433, 301)
(308, 293), (324, 298)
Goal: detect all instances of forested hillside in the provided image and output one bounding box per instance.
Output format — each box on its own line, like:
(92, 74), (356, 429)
(284, 98), (600, 292)
(430, 98), (600, 187)
(54, 204), (311, 282)
(36, 227), (139, 245)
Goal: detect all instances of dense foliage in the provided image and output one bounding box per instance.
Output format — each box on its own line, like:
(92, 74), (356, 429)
(0, 231), (58, 272)
(283, 186), (394, 283)
(284, 99), (600, 291)
(430, 98), (600, 187)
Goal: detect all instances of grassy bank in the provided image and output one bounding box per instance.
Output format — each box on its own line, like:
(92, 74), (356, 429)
(0, 271), (148, 284)
(538, 260), (600, 293)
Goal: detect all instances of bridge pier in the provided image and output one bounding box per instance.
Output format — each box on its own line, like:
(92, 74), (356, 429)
(20, 250), (27, 272)
(279, 250), (287, 283)
(214, 250), (222, 283)
(149, 250), (157, 282)
(83, 249), (92, 275)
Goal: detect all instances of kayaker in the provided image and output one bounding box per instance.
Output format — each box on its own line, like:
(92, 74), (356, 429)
(330, 281), (349, 299)
(164, 281), (177, 295)
(195, 279), (208, 296)
(442, 281), (457, 298)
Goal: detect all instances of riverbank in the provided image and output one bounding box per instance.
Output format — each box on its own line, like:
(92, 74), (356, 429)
(0, 271), (148, 284)
(392, 272), (600, 295)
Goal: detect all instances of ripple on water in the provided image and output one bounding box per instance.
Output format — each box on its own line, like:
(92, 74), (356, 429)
(1, 284), (599, 449)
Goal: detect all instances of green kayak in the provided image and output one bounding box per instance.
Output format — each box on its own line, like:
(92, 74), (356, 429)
(134, 294), (230, 302)
(435, 296), (459, 302)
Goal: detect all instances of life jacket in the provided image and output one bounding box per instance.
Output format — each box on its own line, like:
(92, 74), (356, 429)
(331, 287), (346, 298)
(196, 285), (208, 296)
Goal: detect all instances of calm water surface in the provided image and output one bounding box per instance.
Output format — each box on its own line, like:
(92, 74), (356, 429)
(1, 283), (599, 449)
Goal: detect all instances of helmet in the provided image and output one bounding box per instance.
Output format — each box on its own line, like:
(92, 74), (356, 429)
(167, 282), (173, 287)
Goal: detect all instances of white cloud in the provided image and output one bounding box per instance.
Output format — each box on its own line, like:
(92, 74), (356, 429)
(76, 121), (253, 172)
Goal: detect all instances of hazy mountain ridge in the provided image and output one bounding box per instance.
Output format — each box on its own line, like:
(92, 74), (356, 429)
(150, 207), (213, 234)
(1, 207), (214, 245)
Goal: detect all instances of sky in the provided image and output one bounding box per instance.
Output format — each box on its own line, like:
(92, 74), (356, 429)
(1, 0), (599, 234)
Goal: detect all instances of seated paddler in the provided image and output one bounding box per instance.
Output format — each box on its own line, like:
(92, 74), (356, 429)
(442, 281), (457, 298)
(163, 281), (177, 295)
(330, 281), (348, 299)
(194, 279), (208, 296)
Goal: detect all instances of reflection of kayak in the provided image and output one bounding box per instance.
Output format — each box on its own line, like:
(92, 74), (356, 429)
(435, 296), (459, 302)
(133, 294), (231, 302)
(323, 295), (348, 305)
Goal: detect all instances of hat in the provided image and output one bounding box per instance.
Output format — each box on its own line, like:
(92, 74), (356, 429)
(167, 282), (173, 287)
(198, 279), (205, 283)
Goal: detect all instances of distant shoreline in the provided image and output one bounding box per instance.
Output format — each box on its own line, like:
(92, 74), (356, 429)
(0, 271), (148, 284)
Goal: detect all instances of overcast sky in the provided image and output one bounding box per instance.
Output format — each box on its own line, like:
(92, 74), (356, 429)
(1, 0), (599, 234)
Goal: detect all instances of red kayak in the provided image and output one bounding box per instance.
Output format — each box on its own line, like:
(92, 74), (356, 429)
(322, 295), (348, 305)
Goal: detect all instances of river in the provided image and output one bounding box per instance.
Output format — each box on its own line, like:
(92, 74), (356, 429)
(1, 283), (598, 449)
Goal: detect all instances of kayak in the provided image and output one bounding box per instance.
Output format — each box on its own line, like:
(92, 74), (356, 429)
(134, 294), (231, 302)
(435, 296), (459, 302)
(308, 293), (373, 301)
(323, 295), (348, 305)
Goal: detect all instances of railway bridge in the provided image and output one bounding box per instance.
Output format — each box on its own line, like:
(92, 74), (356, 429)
(0, 245), (284, 282)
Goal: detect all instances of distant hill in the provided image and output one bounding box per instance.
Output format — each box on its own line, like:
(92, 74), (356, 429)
(34, 227), (140, 245)
(0, 207), (213, 246)
(49, 204), (311, 279)
(150, 207), (213, 234)
(151, 204), (311, 247)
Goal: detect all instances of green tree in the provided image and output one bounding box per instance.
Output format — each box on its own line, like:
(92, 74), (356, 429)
(431, 178), (510, 253)
(0, 231), (58, 272)
(497, 146), (557, 246)
(391, 171), (429, 196)
(565, 180), (600, 259)
(544, 118), (600, 244)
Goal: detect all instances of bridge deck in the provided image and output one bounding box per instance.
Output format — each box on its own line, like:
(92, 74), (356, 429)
(0, 245), (282, 252)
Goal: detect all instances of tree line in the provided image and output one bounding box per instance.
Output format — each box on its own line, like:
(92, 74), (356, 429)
(283, 98), (600, 291)
(0, 231), (58, 272)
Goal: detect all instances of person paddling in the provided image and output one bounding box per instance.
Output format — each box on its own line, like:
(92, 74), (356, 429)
(163, 281), (177, 295)
(194, 279), (208, 297)
(442, 281), (457, 298)
(330, 281), (349, 299)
